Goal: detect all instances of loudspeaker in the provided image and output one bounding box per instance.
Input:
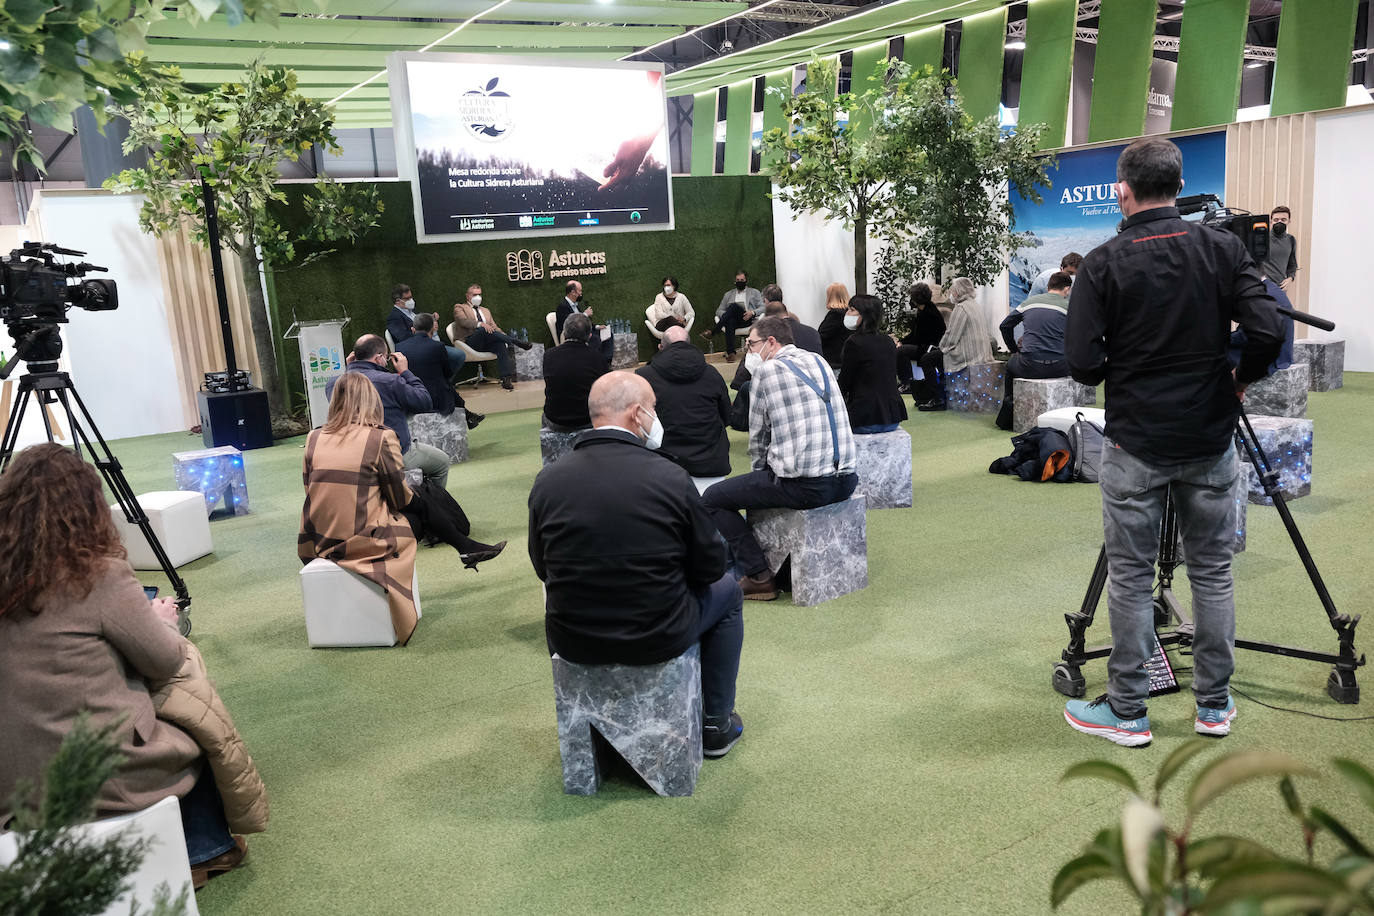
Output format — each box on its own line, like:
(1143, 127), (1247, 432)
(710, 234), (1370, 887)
(197, 388), (273, 451)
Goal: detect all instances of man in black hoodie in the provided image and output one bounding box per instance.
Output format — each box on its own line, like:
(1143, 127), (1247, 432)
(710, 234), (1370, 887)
(636, 326), (732, 478)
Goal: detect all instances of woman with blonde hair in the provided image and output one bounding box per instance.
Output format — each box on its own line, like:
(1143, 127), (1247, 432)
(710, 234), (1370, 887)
(916, 277), (997, 411)
(299, 373), (504, 644)
(817, 281), (853, 369)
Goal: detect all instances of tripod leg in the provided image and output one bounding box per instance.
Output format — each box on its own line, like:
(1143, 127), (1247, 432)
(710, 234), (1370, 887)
(0, 378), (35, 471)
(1055, 545), (1108, 697)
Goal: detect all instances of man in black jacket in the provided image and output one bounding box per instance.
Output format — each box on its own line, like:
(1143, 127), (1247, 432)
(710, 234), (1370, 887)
(529, 371), (746, 758)
(554, 278), (614, 362)
(636, 325), (732, 478)
(541, 314), (608, 431)
(395, 314), (484, 430)
(1062, 137), (1283, 748)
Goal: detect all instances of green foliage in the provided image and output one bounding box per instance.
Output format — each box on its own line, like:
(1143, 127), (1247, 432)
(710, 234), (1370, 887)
(1051, 741), (1374, 915)
(0, 714), (189, 916)
(0, 0), (307, 173)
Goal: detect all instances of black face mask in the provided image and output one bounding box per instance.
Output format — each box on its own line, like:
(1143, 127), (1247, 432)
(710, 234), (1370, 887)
(735, 281), (747, 290)
(1272, 222), (1287, 237)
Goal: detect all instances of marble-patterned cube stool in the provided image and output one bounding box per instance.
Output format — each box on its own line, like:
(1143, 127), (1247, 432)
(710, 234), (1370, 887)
(299, 559), (421, 648)
(1242, 363), (1309, 418)
(540, 427), (581, 466)
(1293, 339), (1344, 391)
(1239, 415), (1313, 505)
(409, 410), (469, 463)
(515, 342), (545, 381)
(403, 468), (423, 489)
(111, 491), (213, 569)
(611, 332), (639, 370)
(945, 362), (1004, 414)
(551, 644), (702, 797)
(173, 446), (249, 517)
(853, 428), (912, 509)
(1013, 377), (1096, 433)
(748, 495), (868, 606)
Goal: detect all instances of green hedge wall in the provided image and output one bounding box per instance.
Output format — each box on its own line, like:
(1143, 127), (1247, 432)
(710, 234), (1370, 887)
(266, 175), (776, 407)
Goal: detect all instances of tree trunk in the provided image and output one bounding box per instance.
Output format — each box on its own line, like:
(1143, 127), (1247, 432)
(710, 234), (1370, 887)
(853, 215), (868, 295)
(238, 248), (286, 419)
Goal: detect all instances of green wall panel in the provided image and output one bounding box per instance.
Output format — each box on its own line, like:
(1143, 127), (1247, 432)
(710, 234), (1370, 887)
(723, 79), (754, 175)
(266, 177), (777, 403)
(760, 68), (791, 174)
(902, 24), (943, 75)
(1172, 0), (1249, 130)
(1271, 0), (1359, 117)
(848, 39), (891, 141)
(956, 7), (1006, 122)
(1087, 0), (1157, 143)
(691, 89), (717, 176)
(1017, 0), (1075, 149)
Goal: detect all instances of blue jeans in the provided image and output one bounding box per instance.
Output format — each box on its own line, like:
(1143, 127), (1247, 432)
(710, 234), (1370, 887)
(1100, 437), (1239, 717)
(181, 761), (235, 865)
(692, 573), (745, 722)
(853, 422), (899, 434)
(701, 470), (858, 577)
(444, 345), (466, 376)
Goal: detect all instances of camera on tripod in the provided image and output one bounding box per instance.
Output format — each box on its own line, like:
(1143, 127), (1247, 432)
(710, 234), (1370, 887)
(0, 242), (119, 376)
(1177, 193), (1270, 266)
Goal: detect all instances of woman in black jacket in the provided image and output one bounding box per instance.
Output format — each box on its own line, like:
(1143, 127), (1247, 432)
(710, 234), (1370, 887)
(816, 282), (852, 369)
(895, 282), (946, 399)
(838, 294), (908, 434)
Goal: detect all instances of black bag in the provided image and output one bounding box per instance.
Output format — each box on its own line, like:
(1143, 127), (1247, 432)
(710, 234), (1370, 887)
(1068, 412), (1105, 483)
(401, 478), (471, 544)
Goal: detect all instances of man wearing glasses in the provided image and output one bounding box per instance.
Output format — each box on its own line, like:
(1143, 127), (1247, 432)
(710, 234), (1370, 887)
(700, 316), (858, 601)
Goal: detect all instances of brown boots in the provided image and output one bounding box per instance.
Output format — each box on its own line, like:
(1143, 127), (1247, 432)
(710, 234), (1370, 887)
(740, 572), (778, 601)
(192, 835), (248, 890)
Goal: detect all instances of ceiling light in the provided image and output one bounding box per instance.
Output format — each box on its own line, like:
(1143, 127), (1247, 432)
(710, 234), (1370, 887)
(1246, 60), (1264, 69)
(1004, 40), (1026, 50)
(0, 40), (11, 51)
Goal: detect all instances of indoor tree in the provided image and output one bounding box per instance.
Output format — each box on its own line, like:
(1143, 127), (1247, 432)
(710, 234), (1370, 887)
(105, 59), (381, 424)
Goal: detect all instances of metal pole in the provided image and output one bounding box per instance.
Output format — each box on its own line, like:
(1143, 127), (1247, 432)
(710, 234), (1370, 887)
(199, 177), (239, 384)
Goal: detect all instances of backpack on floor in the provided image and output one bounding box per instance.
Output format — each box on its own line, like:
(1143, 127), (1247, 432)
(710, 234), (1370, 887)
(1068, 412), (1105, 483)
(988, 427), (1075, 483)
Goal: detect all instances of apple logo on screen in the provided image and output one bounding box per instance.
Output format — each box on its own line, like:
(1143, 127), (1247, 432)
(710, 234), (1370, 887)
(459, 78), (513, 141)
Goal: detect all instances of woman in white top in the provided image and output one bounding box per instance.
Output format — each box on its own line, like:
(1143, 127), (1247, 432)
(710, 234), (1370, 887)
(646, 275), (695, 334)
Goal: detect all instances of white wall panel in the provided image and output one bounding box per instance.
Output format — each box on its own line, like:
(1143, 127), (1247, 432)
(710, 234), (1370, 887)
(1309, 107), (1374, 371)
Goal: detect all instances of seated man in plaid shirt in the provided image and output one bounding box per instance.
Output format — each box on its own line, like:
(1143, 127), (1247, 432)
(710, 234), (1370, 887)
(701, 316), (859, 600)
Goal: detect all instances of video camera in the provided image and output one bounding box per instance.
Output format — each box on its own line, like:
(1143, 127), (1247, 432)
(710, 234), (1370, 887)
(1176, 194), (1270, 266)
(0, 242), (119, 378)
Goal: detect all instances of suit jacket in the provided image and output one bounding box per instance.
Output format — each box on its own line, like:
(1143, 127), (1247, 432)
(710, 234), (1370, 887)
(386, 305), (416, 345)
(554, 297), (583, 339)
(396, 333), (456, 416)
(0, 558), (203, 821)
(542, 339), (608, 428)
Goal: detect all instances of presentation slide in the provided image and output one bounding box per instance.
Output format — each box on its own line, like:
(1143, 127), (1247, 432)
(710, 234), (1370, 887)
(389, 52), (674, 244)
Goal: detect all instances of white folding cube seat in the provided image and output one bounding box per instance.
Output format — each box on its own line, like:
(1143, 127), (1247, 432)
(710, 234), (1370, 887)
(299, 558), (421, 648)
(111, 491), (213, 570)
(691, 476), (726, 497)
(1035, 406), (1106, 434)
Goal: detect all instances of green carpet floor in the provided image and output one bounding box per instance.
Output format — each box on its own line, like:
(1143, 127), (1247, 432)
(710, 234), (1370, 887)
(101, 374), (1374, 915)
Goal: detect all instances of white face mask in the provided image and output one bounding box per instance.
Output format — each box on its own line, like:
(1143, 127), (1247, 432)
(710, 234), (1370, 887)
(663, 285), (674, 296)
(639, 407), (664, 450)
(471, 294), (483, 307)
(843, 314), (860, 330)
(744, 351), (763, 374)
(406, 298), (417, 310)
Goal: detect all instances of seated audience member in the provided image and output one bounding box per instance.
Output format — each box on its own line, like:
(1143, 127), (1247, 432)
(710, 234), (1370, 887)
(0, 444), (262, 889)
(396, 313), (485, 430)
(542, 313), (608, 431)
(300, 375), (505, 639)
(529, 372), (746, 757)
(646, 275), (695, 332)
(326, 333), (449, 488)
(636, 325), (732, 478)
(701, 268), (763, 362)
(838, 294), (908, 434)
(817, 282), (853, 369)
(895, 282), (946, 398)
(702, 316), (858, 600)
(388, 283), (464, 374)
(915, 277), (996, 412)
(453, 283), (532, 392)
(995, 270), (1072, 431)
(1028, 252), (1082, 297)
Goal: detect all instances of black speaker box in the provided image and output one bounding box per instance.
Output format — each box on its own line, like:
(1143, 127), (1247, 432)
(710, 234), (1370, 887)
(197, 388), (273, 451)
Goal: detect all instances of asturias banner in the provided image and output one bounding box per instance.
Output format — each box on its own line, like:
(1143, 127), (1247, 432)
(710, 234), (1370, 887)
(1010, 130), (1227, 309)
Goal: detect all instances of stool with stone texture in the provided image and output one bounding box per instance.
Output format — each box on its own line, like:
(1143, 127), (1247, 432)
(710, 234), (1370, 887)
(1293, 339), (1344, 391)
(1240, 414), (1312, 506)
(748, 495), (868, 606)
(1013, 377), (1096, 433)
(551, 644), (702, 797)
(1241, 363), (1309, 418)
(945, 362), (1004, 414)
(409, 410), (469, 463)
(540, 427), (581, 466)
(853, 428), (912, 509)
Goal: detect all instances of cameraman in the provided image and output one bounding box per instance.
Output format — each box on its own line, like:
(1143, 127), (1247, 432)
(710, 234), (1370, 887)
(1063, 138), (1283, 747)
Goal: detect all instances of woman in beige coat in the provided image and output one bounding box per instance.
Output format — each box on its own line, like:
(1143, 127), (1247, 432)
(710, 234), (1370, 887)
(0, 443), (254, 888)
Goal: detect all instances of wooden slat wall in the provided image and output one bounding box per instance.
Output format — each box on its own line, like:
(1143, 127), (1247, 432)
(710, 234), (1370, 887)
(1226, 113), (1316, 333)
(155, 222), (263, 426)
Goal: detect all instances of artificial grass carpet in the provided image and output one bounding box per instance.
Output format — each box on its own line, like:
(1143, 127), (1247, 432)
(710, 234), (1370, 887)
(96, 375), (1374, 915)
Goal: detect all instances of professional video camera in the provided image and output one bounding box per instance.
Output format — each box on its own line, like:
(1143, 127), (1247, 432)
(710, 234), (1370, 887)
(0, 242), (118, 375)
(1176, 193), (1270, 265)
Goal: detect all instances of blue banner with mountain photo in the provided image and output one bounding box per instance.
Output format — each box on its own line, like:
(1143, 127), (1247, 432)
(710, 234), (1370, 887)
(1009, 130), (1227, 309)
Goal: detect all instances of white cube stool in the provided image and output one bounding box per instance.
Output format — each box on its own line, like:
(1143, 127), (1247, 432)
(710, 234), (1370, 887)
(299, 558), (421, 648)
(1035, 406), (1106, 434)
(111, 491), (213, 570)
(691, 476), (726, 497)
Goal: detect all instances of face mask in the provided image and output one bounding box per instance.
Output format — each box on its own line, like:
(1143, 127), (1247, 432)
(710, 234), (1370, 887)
(407, 298), (417, 309)
(471, 294), (483, 307)
(1272, 222), (1287, 237)
(744, 352), (763, 374)
(639, 408), (664, 450)
(664, 285), (674, 296)
(735, 281), (747, 291)
(843, 314), (860, 330)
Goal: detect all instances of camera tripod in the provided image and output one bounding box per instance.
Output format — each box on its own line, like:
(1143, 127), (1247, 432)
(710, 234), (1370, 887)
(1052, 407), (1364, 705)
(0, 348), (192, 635)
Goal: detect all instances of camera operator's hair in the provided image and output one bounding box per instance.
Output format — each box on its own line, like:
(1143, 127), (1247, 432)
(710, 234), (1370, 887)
(391, 284), (411, 303)
(909, 282), (933, 308)
(563, 313), (592, 342)
(1116, 138), (1183, 202)
(849, 294), (883, 333)
(1047, 271), (1073, 292)
(354, 334), (387, 362)
(413, 312), (435, 335)
(1271, 205), (1291, 218)
(761, 283), (784, 304)
(0, 443), (126, 617)
(1060, 252), (1083, 271)
(752, 315), (794, 347)
(324, 372), (384, 433)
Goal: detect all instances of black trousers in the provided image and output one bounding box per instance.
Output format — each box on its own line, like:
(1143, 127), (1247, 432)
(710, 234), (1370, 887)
(701, 469), (858, 577)
(710, 304), (756, 354)
(996, 353), (1068, 430)
(402, 480), (487, 555)
(916, 349), (945, 403)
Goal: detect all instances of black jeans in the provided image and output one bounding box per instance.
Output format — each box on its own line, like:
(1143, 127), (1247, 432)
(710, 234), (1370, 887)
(467, 328), (517, 378)
(710, 304), (755, 354)
(996, 353), (1068, 430)
(916, 349), (945, 403)
(701, 469), (858, 577)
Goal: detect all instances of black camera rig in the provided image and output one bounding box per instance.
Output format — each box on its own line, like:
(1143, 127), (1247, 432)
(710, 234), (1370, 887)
(1177, 193), (1271, 266)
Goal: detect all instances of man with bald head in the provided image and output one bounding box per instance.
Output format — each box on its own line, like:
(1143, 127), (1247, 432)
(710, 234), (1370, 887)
(529, 371), (747, 758)
(636, 326), (732, 479)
